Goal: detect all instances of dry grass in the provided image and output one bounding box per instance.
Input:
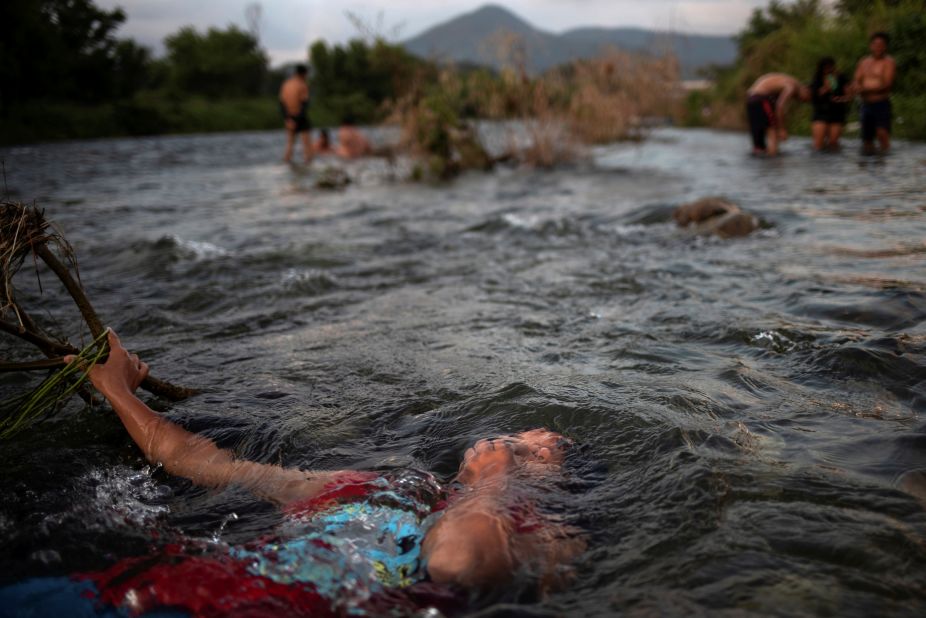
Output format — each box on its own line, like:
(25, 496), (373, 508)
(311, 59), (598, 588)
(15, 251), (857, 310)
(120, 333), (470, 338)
(487, 36), (683, 162)
(389, 34), (684, 175)
(700, 101), (747, 131)
(565, 49), (682, 144)
(0, 201), (77, 328)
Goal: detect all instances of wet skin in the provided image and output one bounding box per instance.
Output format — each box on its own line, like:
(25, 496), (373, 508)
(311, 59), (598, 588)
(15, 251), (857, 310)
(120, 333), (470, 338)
(69, 331), (585, 592)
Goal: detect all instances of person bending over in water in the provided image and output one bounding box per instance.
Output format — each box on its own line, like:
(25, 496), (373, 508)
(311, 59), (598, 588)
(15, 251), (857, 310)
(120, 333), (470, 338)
(810, 57), (852, 152)
(853, 32), (896, 155)
(279, 64), (313, 164)
(746, 73), (812, 156)
(0, 331), (585, 616)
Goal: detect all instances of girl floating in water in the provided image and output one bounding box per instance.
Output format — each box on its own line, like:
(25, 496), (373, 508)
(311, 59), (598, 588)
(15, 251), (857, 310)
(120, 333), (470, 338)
(1, 331), (585, 617)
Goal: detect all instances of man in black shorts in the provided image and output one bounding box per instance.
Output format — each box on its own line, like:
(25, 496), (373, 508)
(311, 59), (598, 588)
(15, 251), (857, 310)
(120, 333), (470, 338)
(279, 64), (313, 163)
(746, 73), (811, 156)
(853, 32), (896, 155)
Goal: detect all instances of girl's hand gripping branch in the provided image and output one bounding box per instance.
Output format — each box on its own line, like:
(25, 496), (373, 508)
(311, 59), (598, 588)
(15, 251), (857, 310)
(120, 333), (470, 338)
(66, 329), (149, 398)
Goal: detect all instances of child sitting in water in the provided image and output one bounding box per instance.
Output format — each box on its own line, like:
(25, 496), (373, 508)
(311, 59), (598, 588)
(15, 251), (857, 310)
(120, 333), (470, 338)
(0, 331), (585, 616)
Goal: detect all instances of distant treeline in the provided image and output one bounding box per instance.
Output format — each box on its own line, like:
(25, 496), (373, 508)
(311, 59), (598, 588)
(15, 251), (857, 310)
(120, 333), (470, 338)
(0, 0), (431, 144)
(686, 0), (926, 139)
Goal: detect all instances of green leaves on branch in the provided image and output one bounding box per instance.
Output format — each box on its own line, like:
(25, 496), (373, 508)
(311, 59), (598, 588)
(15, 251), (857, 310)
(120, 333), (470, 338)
(0, 330), (109, 441)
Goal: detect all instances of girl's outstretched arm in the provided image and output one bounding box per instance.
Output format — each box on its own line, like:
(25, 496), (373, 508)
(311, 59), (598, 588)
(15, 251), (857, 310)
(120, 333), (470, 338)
(68, 330), (341, 506)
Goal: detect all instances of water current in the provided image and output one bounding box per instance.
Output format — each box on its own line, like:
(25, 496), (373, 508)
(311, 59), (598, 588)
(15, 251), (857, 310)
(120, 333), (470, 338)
(1, 128), (925, 616)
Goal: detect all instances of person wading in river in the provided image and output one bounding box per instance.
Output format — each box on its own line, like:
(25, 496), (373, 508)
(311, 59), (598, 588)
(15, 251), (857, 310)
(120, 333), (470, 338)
(279, 64), (313, 164)
(810, 57), (852, 152)
(0, 330), (585, 616)
(853, 32), (897, 155)
(745, 73), (812, 156)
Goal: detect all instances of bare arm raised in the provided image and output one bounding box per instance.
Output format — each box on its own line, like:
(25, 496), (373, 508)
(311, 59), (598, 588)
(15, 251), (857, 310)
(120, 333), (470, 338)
(68, 331), (341, 506)
(71, 332), (586, 591)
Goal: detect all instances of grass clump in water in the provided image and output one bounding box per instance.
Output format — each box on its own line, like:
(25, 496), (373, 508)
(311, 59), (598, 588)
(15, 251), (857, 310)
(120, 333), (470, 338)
(0, 330), (109, 440)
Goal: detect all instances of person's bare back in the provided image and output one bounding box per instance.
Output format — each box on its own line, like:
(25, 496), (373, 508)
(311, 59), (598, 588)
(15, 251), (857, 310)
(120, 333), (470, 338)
(279, 75), (309, 117)
(745, 74), (811, 156)
(748, 73), (803, 99)
(336, 126), (372, 159)
(278, 66), (312, 163)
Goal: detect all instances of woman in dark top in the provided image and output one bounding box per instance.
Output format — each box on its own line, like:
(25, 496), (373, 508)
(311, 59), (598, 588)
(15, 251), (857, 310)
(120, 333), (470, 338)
(811, 57), (852, 151)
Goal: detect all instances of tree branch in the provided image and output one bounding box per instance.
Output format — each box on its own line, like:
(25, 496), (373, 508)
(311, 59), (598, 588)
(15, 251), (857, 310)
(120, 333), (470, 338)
(34, 244), (104, 337)
(3, 205), (197, 402)
(0, 357), (67, 372)
(0, 316), (76, 356)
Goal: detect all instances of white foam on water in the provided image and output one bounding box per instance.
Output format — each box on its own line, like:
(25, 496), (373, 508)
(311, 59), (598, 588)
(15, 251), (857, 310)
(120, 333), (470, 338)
(751, 330), (797, 352)
(613, 223), (649, 237)
(166, 234), (229, 260)
(85, 465), (171, 528)
(502, 212), (540, 229)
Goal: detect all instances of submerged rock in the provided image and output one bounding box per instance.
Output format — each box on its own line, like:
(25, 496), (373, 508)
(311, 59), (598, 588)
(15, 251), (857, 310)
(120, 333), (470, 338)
(673, 197), (759, 238)
(899, 469), (926, 508)
(315, 167), (351, 190)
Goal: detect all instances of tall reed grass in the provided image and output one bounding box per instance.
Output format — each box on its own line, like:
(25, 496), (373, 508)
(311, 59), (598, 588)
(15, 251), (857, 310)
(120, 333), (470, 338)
(392, 34), (684, 177)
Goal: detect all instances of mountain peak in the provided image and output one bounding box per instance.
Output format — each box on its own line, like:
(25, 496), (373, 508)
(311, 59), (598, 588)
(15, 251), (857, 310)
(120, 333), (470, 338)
(467, 4), (522, 20)
(403, 5), (736, 77)
(447, 3), (538, 34)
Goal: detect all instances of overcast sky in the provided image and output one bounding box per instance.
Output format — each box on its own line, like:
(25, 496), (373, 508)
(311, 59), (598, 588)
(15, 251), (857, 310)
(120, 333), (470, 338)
(97, 1), (772, 65)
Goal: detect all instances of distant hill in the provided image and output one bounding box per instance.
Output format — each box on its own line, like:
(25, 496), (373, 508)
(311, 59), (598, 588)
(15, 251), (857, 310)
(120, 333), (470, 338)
(403, 4), (737, 78)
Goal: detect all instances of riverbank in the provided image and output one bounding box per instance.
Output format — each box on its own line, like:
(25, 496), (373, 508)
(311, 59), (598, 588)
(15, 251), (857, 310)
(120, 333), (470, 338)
(0, 96), (298, 145)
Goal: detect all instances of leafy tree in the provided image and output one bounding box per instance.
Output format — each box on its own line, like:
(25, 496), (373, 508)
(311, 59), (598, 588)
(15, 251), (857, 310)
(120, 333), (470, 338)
(835, 0), (925, 14)
(890, 8), (926, 94)
(0, 0), (146, 108)
(164, 26), (268, 98)
(309, 38), (427, 125)
(737, 0), (822, 54)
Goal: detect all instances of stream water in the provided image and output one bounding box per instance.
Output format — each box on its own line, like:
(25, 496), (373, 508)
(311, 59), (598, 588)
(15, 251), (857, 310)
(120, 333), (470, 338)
(1, 128), (925, 616)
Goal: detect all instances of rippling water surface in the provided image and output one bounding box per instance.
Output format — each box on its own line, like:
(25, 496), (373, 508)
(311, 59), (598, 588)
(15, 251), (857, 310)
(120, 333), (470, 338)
(2, 128), (925, 615)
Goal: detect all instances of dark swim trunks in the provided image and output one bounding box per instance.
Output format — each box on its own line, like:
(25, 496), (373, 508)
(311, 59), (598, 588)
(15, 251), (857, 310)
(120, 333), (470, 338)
(746, 94), (777, 151)
(860, 99), (892, 142)
(281, 102), (311, 133)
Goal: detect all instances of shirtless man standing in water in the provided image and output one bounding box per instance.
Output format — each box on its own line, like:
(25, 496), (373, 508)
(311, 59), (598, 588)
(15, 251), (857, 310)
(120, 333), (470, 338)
(853, 32), (896, 155)
(279, 64), (313, 164)
(745, 74), (812, 156)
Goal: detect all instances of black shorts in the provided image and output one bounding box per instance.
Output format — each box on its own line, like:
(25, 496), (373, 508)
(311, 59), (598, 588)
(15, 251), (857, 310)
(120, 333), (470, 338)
(281, 102), (311, 133)
(287, 113), (311, 133)
(746, 95), (776, 150)
(812, 104), (847, 125)
(860, 99), (891, 141)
